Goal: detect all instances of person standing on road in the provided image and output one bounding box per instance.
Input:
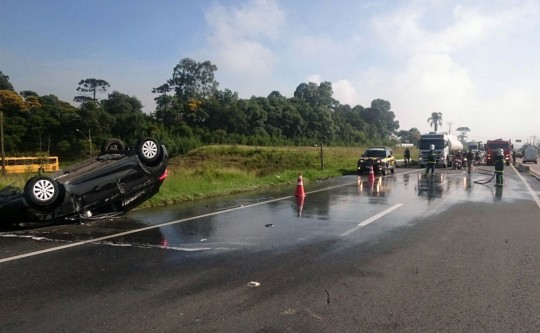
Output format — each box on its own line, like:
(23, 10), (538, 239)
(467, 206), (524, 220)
(466, 149), (474, 174)
(404, 148), (411, 167)
(425, 144), (436, 175)
(512, 149), (517, 166)
(495, 148), (504, 186)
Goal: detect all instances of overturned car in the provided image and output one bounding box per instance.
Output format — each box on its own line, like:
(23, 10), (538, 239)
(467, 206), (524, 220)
(0, 137), (168, 225)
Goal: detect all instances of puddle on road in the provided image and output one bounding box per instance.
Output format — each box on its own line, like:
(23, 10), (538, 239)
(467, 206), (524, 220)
(1, 168), (536, 253)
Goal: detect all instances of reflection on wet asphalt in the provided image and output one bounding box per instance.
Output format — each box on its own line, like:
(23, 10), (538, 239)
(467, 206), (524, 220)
(2, 166), (539, 258)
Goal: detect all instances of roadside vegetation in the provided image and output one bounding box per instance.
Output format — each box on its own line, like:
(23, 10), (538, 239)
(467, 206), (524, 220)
(0, 145), (417, 207)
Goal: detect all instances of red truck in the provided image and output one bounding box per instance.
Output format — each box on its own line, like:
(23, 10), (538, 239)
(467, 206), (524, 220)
(485, 139), (513, 166)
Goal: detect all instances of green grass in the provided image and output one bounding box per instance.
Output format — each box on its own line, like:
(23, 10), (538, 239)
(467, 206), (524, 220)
(0, 173), (29, 189)
(144, 145), (362, 206)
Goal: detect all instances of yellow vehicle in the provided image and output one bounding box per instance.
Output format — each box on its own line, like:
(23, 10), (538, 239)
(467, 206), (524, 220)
(357, 146), (396, 175)
(1, 156), (59, 174)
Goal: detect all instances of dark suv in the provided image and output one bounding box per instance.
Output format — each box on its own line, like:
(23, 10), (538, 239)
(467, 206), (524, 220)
(0, 137), (168, 226)
(357, 146), (396, 175)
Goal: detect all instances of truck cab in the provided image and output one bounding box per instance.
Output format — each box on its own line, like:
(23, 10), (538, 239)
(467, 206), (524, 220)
(418, 132), (463, 168)
(485, 139), (513, 166)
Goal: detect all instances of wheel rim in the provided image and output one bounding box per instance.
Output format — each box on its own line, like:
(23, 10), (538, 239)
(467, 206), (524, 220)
(33, 179), (55, 202)
(141, 140), (158, 159)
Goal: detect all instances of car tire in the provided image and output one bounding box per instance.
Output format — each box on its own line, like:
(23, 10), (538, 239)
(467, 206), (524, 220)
(24, 176), (60, 207)
(101, 138), (125, 154)
(136, 137), (161, 164)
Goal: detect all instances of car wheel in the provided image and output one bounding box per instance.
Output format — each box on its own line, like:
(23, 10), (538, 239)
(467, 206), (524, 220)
(24, 176), (59, 207)
(101, 138), (125, 154)
(136, 137), (161, 164)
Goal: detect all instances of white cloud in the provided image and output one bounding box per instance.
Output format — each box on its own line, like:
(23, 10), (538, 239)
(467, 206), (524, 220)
(299, 75), (357, 106)
(305, 74), (321, 84)
(205, 0), (284, 79)
(290, 35), (338, 58)
(332, 80), (357, 105)
(362, 0), (540, 140)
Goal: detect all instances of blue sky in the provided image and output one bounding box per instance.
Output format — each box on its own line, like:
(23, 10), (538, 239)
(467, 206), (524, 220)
(2, 0), (540, 144)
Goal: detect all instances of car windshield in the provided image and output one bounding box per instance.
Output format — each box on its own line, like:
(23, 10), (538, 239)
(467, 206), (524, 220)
(487, 143), (510, 150)
(418, 139), (444, 150)
(365, 150), (387, 158)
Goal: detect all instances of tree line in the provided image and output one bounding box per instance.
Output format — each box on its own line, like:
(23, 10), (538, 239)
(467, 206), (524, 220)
(0, 58), (418, 160)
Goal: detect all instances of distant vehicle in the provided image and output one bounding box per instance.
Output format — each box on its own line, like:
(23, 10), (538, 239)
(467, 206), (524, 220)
(522, 146), (538, 164)
(417, 132), (463, 168)
(357, 146), (395, 175)
(1, 156), (59, 174)
(467, 142), (481, 155)
(485, 139), (512, 166)
(0, 137), (168, 225)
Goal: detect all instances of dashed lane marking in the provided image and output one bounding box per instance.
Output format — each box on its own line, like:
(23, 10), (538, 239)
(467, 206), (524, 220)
(340, 203), (404, 237)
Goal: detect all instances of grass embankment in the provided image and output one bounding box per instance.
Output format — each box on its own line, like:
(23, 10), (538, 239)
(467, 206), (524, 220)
(0, 145), (417, 208)
(146, 145), (359, 207)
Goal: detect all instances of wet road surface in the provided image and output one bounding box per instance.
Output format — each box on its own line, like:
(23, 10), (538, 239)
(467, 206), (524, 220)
(2, 165), (540, 332)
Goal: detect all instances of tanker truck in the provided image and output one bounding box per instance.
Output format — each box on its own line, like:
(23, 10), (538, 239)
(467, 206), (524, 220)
(418, 132), (463, 168)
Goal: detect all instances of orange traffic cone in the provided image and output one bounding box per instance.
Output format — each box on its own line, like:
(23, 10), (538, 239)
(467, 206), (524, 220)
(368, 165), (375, 182)
(295, 174), (306, 197)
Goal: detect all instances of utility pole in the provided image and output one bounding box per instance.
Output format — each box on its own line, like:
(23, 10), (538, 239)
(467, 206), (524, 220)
(1, 111), (5, 176)
(76, 128), (92, 157)
(320, 142), (324, 170)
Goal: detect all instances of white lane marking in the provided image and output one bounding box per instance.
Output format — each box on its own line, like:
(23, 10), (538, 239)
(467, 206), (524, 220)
(0, 180), (368, 264)
(513, 165), (540, 209)
(340, 203), (404, 237)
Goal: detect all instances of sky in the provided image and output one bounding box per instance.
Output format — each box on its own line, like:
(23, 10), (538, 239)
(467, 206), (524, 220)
(2, 0), (540, 145)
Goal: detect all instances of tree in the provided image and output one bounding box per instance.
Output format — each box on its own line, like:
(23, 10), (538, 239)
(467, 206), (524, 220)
(0, 71), (14, 91)
(0, 90), (30, 152)
(152, 58), (219, 131)
(74, 78), (110, 104)
(358, 99), (399, 140)
(456, 126), (471, 144)
(157, 58), (219, 102)
(427, 112), (443, 132)
(101, 91), (150, 142)
(0, 90), (26, 112)
(334, 104), (368, 143)
(397, 128), (421, 144)
(293, 81), (336, 108)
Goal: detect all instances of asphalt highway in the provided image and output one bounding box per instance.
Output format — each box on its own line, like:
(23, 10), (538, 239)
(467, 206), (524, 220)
(1, 164), (540, 332)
